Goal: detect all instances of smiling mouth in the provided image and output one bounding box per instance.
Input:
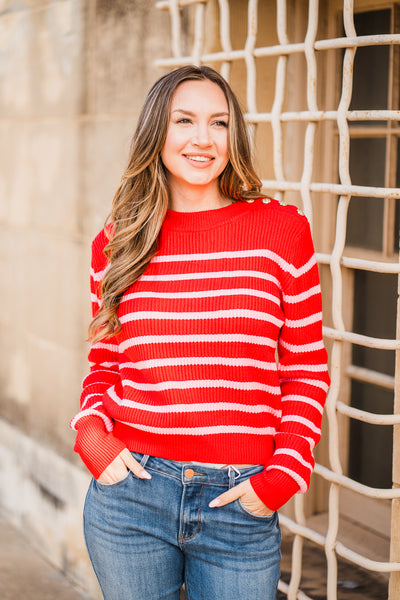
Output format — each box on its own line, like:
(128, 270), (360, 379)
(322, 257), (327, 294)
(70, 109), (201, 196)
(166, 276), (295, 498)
(184, 155), (214, 162)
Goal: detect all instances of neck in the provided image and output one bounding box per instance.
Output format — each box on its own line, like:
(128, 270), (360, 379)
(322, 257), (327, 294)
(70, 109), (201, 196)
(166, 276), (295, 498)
(168, 181), (231, 212)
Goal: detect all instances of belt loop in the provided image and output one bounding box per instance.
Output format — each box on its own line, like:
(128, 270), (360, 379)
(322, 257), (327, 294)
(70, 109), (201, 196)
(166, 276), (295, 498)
(228, 465), (241, 488)
(140, 454), (150, 469)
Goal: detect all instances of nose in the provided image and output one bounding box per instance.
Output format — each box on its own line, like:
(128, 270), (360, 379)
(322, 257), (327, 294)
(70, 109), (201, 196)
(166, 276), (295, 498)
(192, 123), (211, 147)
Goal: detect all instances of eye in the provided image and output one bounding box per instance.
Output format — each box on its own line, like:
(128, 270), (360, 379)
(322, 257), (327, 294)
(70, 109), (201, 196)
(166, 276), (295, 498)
(213, 120), (228, 128)
(176, 118), (192, 124)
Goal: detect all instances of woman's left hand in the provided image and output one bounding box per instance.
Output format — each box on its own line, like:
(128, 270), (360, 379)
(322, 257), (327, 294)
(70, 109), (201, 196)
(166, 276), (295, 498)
(209, 478), (274, 517)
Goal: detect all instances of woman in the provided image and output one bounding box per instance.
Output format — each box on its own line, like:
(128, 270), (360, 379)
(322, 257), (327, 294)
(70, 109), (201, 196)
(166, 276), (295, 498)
(71, 65), (330, 600)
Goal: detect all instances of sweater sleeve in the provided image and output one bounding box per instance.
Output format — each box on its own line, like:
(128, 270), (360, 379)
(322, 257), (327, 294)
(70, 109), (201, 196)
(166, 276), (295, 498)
(250, 216), (330, 510)
(69, 231), (126, 478)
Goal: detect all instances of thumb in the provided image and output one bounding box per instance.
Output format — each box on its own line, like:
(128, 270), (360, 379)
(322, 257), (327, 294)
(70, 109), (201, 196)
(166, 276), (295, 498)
(209, 481), (246, 508)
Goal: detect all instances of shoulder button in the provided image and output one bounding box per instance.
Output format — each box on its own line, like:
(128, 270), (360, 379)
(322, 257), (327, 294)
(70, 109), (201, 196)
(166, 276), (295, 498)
(279, 200), (287, 206)
(262, 198), (271, 204)
(297, 208), (305, 216)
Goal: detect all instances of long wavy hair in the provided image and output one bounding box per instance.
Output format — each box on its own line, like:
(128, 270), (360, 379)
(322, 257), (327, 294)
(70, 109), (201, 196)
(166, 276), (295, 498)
(89, 65), (262, 343)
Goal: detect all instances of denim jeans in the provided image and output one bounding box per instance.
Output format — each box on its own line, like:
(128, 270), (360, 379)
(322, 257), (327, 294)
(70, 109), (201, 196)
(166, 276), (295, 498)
(83, 453), (281, 600)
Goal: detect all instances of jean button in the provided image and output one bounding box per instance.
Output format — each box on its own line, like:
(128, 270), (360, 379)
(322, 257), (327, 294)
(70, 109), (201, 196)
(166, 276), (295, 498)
(185, 468), (195, 479)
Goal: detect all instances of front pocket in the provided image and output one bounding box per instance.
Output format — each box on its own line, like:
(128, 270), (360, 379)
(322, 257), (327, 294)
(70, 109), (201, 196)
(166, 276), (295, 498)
(95, 472), (131, 489)
(237, 498), (276, 521)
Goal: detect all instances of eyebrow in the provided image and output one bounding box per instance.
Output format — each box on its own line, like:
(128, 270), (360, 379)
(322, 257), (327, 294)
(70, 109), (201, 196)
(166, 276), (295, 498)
(171, 109), (229, 118)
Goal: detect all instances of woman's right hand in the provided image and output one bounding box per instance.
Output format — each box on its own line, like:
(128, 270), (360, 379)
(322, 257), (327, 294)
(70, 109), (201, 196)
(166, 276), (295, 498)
(97, 448), (152, 484)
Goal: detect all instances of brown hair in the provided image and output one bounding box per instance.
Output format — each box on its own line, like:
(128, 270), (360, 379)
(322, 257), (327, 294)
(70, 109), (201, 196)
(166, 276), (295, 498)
(89, 65), (262, 343)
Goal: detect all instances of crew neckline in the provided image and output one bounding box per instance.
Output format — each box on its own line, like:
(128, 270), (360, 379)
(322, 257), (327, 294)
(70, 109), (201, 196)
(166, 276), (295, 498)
(163, 199), (258, 232)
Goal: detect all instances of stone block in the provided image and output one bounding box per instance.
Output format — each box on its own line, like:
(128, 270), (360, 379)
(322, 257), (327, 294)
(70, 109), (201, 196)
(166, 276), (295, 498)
(80, 117), (134, 237)
(0, 122), (33, 228)
(0, 0), (84, 118)
(0, 227), (27, 331)
(22, 231), (87, 349)
(92, 0), (169, 115)
(26, 333), (86, 459)
(0, 309), (86, 461)
(0, 418), (101, 599)
(29, 121), (81, 234)
(0, 120), (82, 235)
(0, 325), (30, 429)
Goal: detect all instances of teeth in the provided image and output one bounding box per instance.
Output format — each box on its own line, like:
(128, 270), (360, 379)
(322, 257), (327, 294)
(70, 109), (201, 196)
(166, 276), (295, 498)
(186, 155), (212, 162)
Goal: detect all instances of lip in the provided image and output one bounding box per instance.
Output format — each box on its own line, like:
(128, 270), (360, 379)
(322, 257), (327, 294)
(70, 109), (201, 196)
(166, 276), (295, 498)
(183, 153), (215, 167)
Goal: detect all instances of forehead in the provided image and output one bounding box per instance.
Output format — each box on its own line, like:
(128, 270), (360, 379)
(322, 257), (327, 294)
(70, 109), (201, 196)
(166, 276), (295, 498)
(170, 79), (229, 111)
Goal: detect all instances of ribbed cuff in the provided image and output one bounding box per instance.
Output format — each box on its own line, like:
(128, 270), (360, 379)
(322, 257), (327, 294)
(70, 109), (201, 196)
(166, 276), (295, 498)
(250, 468), (300, 511)
(73, 416), (127, 479)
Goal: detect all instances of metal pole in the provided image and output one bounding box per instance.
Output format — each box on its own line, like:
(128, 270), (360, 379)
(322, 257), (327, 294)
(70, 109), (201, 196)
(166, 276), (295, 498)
(389, 243), (400, 598)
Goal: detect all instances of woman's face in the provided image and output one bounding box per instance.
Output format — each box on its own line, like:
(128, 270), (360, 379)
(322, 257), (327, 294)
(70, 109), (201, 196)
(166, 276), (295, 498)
(161, 79), (230, 201)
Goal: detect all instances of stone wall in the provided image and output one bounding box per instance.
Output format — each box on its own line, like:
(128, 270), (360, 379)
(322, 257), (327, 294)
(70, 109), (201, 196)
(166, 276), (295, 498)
(0, 1), (168, 596)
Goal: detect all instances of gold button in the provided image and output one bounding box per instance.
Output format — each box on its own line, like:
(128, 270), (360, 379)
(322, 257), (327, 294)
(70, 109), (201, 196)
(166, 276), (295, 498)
(185, 468), (195, 479)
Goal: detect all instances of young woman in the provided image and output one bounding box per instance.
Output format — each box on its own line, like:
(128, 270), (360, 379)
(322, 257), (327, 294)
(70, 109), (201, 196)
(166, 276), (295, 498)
(71, 65), (330, 600)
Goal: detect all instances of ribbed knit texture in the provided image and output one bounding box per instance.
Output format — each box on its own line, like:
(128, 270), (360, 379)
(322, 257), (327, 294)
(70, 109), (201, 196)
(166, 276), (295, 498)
(71, 198), (330, 510)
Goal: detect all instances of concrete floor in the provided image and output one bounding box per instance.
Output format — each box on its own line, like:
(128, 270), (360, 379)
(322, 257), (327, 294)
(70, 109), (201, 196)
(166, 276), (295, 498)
(0, 516), (89, 600)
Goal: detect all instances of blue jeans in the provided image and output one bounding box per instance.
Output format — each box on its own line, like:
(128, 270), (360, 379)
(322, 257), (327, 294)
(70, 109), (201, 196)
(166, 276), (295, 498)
(83, 454), (281, 600)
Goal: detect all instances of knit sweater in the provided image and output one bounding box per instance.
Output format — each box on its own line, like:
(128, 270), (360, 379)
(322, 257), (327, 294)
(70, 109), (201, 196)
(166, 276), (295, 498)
(71, 198), (330, 510)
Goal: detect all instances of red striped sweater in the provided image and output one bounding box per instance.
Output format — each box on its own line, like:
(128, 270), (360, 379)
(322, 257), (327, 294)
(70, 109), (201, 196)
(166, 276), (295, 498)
(71, 198), (330, 510)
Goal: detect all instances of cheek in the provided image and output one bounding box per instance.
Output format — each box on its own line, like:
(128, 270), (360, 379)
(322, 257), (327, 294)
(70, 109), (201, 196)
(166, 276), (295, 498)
(161, 134), (176, 168)
(161, 131), (174, 155)
(162, 131), (187, 162)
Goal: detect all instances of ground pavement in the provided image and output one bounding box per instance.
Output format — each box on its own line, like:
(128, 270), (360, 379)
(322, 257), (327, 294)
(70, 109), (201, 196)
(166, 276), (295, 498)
(0, 516), (89, 600)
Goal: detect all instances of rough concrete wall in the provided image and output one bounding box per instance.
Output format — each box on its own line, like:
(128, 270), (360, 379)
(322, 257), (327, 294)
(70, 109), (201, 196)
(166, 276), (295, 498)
(0, 1), (169, 596)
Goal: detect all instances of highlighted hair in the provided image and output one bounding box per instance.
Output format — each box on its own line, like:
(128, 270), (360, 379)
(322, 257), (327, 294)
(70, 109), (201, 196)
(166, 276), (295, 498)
(89, 65), (262, 343)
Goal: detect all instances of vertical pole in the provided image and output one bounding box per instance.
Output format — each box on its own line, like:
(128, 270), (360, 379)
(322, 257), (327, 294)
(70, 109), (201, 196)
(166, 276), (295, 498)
(389, 256), (400, 598)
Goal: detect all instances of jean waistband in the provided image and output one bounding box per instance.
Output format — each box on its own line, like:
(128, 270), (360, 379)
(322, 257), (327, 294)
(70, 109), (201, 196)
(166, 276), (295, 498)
(176, 461), (256, 469)
(132, 452), (264, 487)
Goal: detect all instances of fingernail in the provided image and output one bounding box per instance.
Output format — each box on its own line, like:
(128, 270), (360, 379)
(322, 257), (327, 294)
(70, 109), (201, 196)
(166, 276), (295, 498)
(209, 498), (220, 508)
(141, 471), (152, 479)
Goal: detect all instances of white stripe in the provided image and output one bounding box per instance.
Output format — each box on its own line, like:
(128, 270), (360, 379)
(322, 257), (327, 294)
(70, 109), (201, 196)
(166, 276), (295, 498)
(85, 369), (117, 376)
(70, 409), (113, 432)
(89, 361), (119, 368)
(289, 378), (330, 391)
(274, 448), (313, 471)
(282, 284), (321, 303)
(274, 430), (316, 449)
(91, 342), (119, 352)
(279, 339), (325, 353)
(90, 264), (109, 282)
(121, 379), (281, 394)
(152, 249), (316, 278)
(82, 377), (117, 389)
(285, 312), (322, 328)
(121, 287), (281, 305)
(280, 415), (321, 435)
(119, 309), (283, 328)
(81, 400), (103, 411)
(279, 363), (328, 372)
(120, 334), (276, 352)
(141, 269), (281, 285)
(107, 387), (281, 416)
(81, 394), (103, 409)
(91, 292), (101, 305)
(266, 464), (308, 493)
(279, 377), (329, 392)
(119, 421), (276, 436)
(120, 357), (277, 370)
(281, 395), (324, 414)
